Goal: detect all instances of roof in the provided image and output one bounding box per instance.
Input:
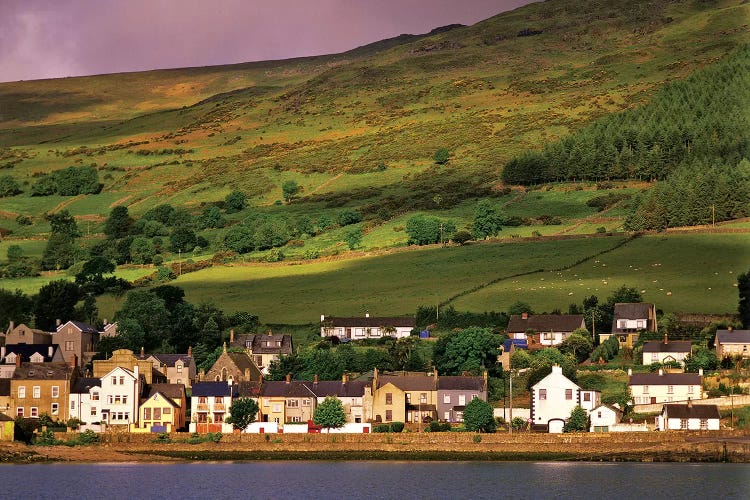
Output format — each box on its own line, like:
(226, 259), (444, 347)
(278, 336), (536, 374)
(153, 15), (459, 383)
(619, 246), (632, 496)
(148, 383), (186, 402)
(146, 391), (180, 408)
(12, 362), (76, 380)
(613, 303), (653, 320)
(642, 340), (692, 353)
(438, 376), (485, 392)
(71, 378), (101, 394)
(144, 353), (194, 367)
(307, 380), (367, 398)
(0, 379), (10, 396)
(507, 314), (585, 333)
(232, 333), (293, 354)
(502, 339), (528, 352)
(0, 413), (14, 422)
(663, 403), (720, 419)
(591, 404), (623, 416)
(716, 330), (750, 344)
(191, 381), (238, 397)
(57, 321), (98, 334)
(260, 380), (317, 398)
(226, 352), (263, 379)
(379, 374), (436, 392)
(2, 343), (61, 363)
(628, 372), (702, 386)
(237, 381), (262, 398)
(322, 316), (416, 328)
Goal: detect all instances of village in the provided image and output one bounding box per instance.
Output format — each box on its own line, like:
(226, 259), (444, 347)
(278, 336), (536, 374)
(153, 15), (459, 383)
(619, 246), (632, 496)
(1, 300), (748, 446)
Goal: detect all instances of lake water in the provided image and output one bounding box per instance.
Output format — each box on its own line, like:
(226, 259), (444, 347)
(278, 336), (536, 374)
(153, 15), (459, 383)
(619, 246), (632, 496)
(1, 461), (748, 499)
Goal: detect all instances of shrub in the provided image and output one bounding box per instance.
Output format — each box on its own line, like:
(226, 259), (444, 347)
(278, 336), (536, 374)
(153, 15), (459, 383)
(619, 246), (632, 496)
(434, 148), (450, 165)
(472, 434), (482, 443)
(452, 230), (472, 245)
(373, 424), (391, 433)
(390, 422), (404, 433)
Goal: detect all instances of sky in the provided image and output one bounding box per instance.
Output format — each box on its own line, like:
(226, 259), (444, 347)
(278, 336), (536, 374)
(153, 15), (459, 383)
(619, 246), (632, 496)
(0, 0), (534, 83)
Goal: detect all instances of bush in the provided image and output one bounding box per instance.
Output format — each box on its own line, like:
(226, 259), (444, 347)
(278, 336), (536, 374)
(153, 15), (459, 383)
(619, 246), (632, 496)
(373, 424), (391, 433)
(429, 421), (452, 432)
(434, 148), (450, 165)
(451, 230), (472, 245)
(390, 422), (404, 433)
(472, 434), (482, 443)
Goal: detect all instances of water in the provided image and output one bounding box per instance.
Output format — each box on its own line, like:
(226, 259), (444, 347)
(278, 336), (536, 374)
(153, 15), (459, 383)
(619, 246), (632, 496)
(1, 461), (748, 500)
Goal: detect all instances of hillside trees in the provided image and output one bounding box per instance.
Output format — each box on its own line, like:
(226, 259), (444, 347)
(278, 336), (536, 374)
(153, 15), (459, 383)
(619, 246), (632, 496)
(433, 327), (502, 376)
(0, 288), (33, 331)
(472, 200), (504, 240)
(224, 191), (247, 213)
(282, 180), (301, 203)
(42, 210), (82, 270)
(0, 175), (21, 197)
(739, 268), (750, 328)
(34, 280), (81, 331)
(405, 214), (455, 245)
(31, 166), (101, 196)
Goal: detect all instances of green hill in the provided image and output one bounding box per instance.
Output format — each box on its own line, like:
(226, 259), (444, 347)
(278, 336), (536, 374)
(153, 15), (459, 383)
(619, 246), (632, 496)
(0, 0), (748, 323)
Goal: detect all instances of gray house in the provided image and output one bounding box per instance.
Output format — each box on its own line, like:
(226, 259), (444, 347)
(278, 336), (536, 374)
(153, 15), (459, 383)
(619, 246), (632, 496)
(436, 373), (487, 423)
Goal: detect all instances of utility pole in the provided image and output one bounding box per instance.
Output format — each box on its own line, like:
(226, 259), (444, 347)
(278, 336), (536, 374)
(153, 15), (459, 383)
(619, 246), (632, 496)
(508, 369), (513, 434)
(711, 205), (715, 228)
(178, 249), (182, 276)
(439, 223), (444, 247)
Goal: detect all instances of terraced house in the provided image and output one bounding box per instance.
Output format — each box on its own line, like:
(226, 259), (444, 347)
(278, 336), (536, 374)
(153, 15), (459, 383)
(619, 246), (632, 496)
(10, 356), (80, 421)
(320, 314), (415, 340)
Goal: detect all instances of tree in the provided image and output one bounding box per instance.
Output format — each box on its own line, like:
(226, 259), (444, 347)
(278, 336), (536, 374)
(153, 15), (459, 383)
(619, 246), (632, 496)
(739, 268), (750, 328)
(507, 301), (533, 316)
(282, 180), (301, 203)
(683, 346), (718, 372)
(405, 214), (455, 245)
(337, 210), (361, 227)
(526, 349), (577, 390)
(46, 210), (80, 238)
(433, 148), (450, 165)
(558, 333), (594, 363)
(224, 191), (247, 213)
(226, 398), (259, 430)
(103, 206), (133, 239)
(463, 398), (496, 433)
(344, 227), (363, 250)
(199, 206), (226, 229)
(170, 227), (198, 253)
(313, 396), (346, 431)
(451, 230), (472, 245)
(0, 175), (21, 197)
(433, 327), (501, 375)
(472, 200), (504, 240)
(6, 245), (23, 262)
(130, 237), (156, 264)
(564, 405), (588, 432)
(34, 280), (81, 331)
(114, 290), (170, 351)
(223, 224), (255, 253)
(41, 233), (78, 270)
(0, 288), (33, 331)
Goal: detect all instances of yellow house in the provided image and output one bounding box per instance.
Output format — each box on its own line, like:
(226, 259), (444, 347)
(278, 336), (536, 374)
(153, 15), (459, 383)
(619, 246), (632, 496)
(371, 369), (437, 424)
(132, 385), (186, 433)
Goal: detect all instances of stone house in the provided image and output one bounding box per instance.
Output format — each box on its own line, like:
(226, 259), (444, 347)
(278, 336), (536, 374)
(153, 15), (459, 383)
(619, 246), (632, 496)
(93, 349), (166, 385)
(320, 314), (415, 340)
(4, 323), (52, 345)
(437, 373), (488, 423)
(507, 313), (586, 348)
(203, 344), (263, 383)
(259, 376), (317, 424)
(10, 356), (80, 422)
(138, 348), (196, 388)
(53, 320), (100, 367)
(371, 369), (438, 424)
(715, 329), (750, 359)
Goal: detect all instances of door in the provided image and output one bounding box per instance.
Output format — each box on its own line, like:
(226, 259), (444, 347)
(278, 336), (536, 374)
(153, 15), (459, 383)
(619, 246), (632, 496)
(650, 397), (656, 404)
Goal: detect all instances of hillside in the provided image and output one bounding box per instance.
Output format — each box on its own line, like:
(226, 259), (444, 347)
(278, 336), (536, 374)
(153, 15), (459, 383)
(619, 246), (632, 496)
(0, 0), (748, 323)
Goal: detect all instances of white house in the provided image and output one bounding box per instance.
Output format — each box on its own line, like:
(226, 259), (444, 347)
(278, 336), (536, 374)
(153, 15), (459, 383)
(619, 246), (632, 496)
(507, 313), (586, 348)
(531, 365), (599, 433)
(320, 314), (415, 340)
(68, 377), (102, 428)
(98, 366), (142, 426)
(656, 402), (720, 431)
(642, 335), (692, 366)
(308, 375), (371, 423)
(628, 369), (703, 405)
(589, 404), (623, 432)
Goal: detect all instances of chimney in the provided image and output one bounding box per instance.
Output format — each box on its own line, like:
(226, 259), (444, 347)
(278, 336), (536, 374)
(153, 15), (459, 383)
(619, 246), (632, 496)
(433, 367), (438, 379)
(188, 346), (193, 357)
(320, 314), (325, 322)
(365, 311), (369, 318)
(663, 333), (668, 345)
(222, 342), (227, 353)
(521, 312), (528, 320)
(313, 374), (318, 385)
(140, 346), (145, 357)
(199, 368), (205, 381)
(56, 319), (61, 327)
(373, 367), (378, 390)
(698, 368), (703, 377)
(342, 373), (348, 384)
(285, 373), (291, 384)
(48, 345), (53, 358)
(267, 328), (273, 337)
(728, 326), (733, 332)
(628, 368), (632, 376)
(483, 370), (488, 391)
(8, 321), (13, 332)
(70, 354), (77, 368)
(16, 354), (22, 368)
(1, 346), (5, 358)
(658, 368), (664, 376)
(230, 329), (235, 344)
(103, 318), (108, 326)
(244, 368), (251, 381)
(551, 364), (562, 374)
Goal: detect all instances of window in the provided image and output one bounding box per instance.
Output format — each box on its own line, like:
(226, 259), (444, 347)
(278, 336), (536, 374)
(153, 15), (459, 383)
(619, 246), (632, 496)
(123, 395), (128, 405)
(65, 341), (74, 351)
(33, 386), (41, 398)
(107, 395), (113, 404)
(700, 419), (708, 430)
(406, 393), (411, 403)
(443, 394), (451, 404)
(92, 392), (99, 401)
(119, 376), (125, 385)
(51, 403), (59, 415)
(51, 386), (59, 398)
(215, 397), (223, 405)
(458, 395), (466, 406)
(597, 411), (602, 418)
(302, 399), (310, 406)
(273, 417), (280, 424)
(263, 398), (269, 407)
(651, 353), (658, 361)
(385, 393), (392, 405)
(420, 393), (427, 404)
(114, 395), (121, 404)
(90, 407), (97, 417)
(583, 392), (591, 402)
(643, 385), (649, 394)
(70, 400), (76, 410)
(144, 408), (152, 419)
(565, 389), (573, 400)
(17, 407), (24, 417)
(288, 399), (299, 407)
(163, 407), (171, 415)
(444, 411), (450, 420)
(680, 418), (688, 430)
(30, 407), (38, 418)
(272, 404), (282, 413)
(688, 385), (694, 394)
(154, 408), (162, 420)
(539, 389), (547, 400)
(18, 387), (26, 399)
(667, 385), (674, 394)
(291, 416), (301, 422)
(543, 332), (554, 340)
(177, 364), (183, 373)
(385, 409), (392, 422)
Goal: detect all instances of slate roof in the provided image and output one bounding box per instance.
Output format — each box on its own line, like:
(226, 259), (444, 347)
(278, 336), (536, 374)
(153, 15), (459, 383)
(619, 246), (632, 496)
(0, 413), (14, 422)
(642, 340), (692, 353)
(663, 403), (720, 419)
(322, 316), (416, 328)
(307, 380), (367, 398)
(232, 333), (293, 355)
(225, 352), (264, 380)
(716, 330), (750, 344)
(628, 372), (701, 386)
(260, 380), (317, 398)
(57, 321), (98, 334)
(502, 339), (528, 352)
(12, 362), (77, 380)
(2, 343), (61, 363)
(379, 374), (436, 392)
(144, 353), (194, 367)
(0, 379), (10, 396)
(237, 381), (262, 398)
(437, 376), (485, 392)
(191, 381), (238, 397)
(71, 378), (101, 394)
(148, 383), (186, 403)
(507, 314), (585, 333)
